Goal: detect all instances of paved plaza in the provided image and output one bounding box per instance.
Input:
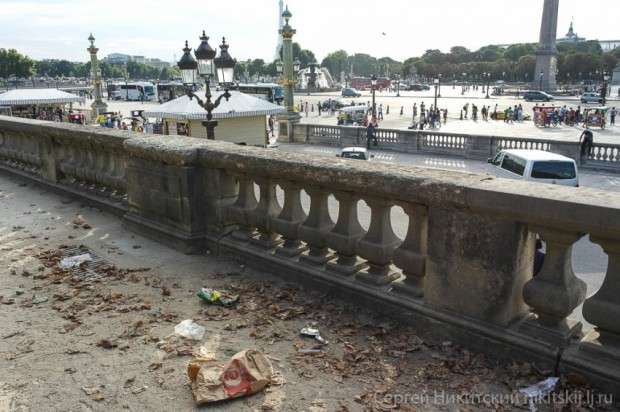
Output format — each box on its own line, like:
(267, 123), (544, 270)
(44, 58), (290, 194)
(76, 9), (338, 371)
(296, 88), (620, 144)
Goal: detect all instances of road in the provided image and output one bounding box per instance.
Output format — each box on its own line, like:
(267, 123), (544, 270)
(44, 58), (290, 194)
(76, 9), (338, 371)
(274, 142), (616, 328)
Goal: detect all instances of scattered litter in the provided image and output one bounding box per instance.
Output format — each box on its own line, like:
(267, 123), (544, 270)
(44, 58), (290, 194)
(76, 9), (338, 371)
(32, 296), (48, 305)
(81, 386), (104, 401)
(300, 327), (328, 345)
(519, 377), (559, 412)
(131, 386), (147, 394)
(59, 253), (92, 269)
(0, 296), (15, 305)
(174, 319), (206, 341)
(197, 288), (239, 306)
(188, 349), (273, 405)
(298, 348), (324, 355)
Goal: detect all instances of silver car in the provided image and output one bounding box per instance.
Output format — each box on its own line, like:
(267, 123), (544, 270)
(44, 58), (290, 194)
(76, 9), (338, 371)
(580, 92), (603, 104)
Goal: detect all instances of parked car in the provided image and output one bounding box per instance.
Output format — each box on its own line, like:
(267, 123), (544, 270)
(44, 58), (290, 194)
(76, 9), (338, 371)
(337, 147), (373, 161)
(342, 87), (362, 98)
(408, 84), (430, 91)
(321, 98), (347, 111)
(488, 149), (579, 187)
(580, 92), (603, 104)
(523, 91), (554, 102)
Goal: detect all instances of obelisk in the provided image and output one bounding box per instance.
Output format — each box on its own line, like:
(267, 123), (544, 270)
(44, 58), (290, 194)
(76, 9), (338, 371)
(533, 0), (559, 92)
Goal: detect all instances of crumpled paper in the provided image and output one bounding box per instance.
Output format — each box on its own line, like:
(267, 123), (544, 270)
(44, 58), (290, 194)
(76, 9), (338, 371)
(187, 349), (273, 404)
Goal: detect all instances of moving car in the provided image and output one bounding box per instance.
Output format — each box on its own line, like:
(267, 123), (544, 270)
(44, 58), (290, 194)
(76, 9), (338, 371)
(337, 147), (373, 161)
(580, 92), (604, 104)
(341, 87), (362, 98)
(523, 91), (554, 102)
(321, 98), (347, 111)
(488, 149), (579, 187)
(408, 84), (430, 91)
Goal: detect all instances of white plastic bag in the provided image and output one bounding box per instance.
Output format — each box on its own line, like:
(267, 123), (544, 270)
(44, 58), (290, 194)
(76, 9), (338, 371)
(174, 319), (206, 341)
(60, 253), (92, 269)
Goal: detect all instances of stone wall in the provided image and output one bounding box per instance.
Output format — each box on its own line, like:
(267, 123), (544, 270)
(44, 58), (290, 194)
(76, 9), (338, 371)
(2, 115), (620, 396)
(292, 123), (620, 174)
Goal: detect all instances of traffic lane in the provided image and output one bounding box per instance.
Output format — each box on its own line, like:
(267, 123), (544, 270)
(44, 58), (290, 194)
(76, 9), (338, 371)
(277, 143), (620, 192)
(275, 143), (610, 327)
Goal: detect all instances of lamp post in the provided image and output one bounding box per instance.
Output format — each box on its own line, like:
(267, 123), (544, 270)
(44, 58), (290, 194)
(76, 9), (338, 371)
(433, 77), (439, 109)
(178, 32), (236, 140)
(602, 73), (610, 105)
(371, 74), (377, 118)
(485, 72), (491, 99)
(276, 6), (302, 140)
(395, 74), (400, 97)
(437, 73), (442, 97)
(87, 33), (107, 117)
(124, 64), (129, 101)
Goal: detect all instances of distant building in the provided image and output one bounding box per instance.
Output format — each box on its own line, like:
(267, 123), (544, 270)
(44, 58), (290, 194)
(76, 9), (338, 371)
(104, 53), (132, 64)
(557, 21), (585, 43)
(600, 40), (620, 52)
(103, 54), (170, 69)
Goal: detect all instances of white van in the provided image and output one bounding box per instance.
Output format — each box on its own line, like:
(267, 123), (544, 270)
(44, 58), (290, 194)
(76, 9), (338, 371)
(488, 150), (579, 187)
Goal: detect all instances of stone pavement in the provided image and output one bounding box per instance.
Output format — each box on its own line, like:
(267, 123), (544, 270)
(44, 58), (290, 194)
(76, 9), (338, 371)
(1, 172), (616, 411)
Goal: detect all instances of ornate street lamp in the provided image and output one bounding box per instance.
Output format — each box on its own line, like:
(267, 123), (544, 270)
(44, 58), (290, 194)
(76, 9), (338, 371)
(178, 33), (236, 140)
(437, 73), (442, 97)
(433, 77), (439, 109)
(371, 74), (378, 118)
(275, 60), (284, 75)
(276, 5), (302, 140)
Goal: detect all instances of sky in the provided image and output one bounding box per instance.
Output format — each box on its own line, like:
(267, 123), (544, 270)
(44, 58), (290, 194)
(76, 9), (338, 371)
(0, 0), (618, 64)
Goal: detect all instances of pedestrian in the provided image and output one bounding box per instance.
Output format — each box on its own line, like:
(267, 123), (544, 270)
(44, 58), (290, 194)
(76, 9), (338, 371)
(579, 127), (594, 159)
(318, 102), (322, 116)
(400, 106), (404, 116)
(366, 122), (378, 149)
(378, 104), (384, 120)
(268, 115), (275, 138)
(412, 103), (418, 122)
(443, 108), (447, 123)
(611, 107), (617, 126)
(304, 102), (309, 117)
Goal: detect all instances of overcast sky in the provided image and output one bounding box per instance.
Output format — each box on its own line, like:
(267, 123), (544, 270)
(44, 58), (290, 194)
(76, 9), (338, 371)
(1, 0), (618, 63)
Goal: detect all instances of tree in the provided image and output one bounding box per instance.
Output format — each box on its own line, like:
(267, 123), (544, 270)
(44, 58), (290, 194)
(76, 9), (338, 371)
(348, 53), (378, 77)
(504, 44), (537, 62)
(321, 50), (349, 78)
(0, 48), (34, 78)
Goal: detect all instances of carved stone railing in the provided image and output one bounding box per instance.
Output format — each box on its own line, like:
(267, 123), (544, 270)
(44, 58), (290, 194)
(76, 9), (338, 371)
(292, 123), (620, 173)
(2, 115), (620, 396)
(0, 116), (129, 206)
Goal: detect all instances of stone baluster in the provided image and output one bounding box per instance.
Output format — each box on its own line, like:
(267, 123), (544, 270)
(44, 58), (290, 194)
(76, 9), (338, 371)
(356, 197), (402, 285)
(227, 174), (258, 242)
(272, 181), (308, 257)
(250, 177), (282, 249)
(298, 186), (335, 265)
(521, 226), (587, 342)
(581, 235), (620, 350)
(392, 203), (428, 297)
(326, 191), (367, 275)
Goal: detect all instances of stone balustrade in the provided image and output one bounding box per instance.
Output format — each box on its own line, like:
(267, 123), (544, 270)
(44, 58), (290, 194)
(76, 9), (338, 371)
(0, 116), (129, 205)
(292, 123), (620, 173)
(2, 115), (620, 396)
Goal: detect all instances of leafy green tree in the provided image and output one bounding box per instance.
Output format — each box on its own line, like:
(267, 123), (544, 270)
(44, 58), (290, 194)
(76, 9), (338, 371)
(0, 48), (34, 78)
(321, 50), (349, 78)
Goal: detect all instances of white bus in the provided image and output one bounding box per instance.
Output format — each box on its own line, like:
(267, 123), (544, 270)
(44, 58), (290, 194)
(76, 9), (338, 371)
(119, 82), (156, 101)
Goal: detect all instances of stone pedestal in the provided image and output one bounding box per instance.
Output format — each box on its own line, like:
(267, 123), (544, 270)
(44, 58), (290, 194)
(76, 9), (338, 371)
(91, 100), (108, 118)
(277, 112), (301, 142)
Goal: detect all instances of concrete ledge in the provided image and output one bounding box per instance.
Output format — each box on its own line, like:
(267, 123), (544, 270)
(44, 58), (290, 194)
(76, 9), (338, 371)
(123, 212), (206, 255)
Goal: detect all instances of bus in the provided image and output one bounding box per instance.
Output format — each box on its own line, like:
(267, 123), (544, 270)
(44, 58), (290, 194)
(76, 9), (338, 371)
(237, 83), (284, 104)
(350, 77), (391, 91)
(119, 82), (156, 101)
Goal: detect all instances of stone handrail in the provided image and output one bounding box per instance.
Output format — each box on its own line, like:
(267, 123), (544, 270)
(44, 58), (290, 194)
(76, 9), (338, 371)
(0, 116), (129, 202)
(292, 123), (620, 173)
(1, 115), (620, 396)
